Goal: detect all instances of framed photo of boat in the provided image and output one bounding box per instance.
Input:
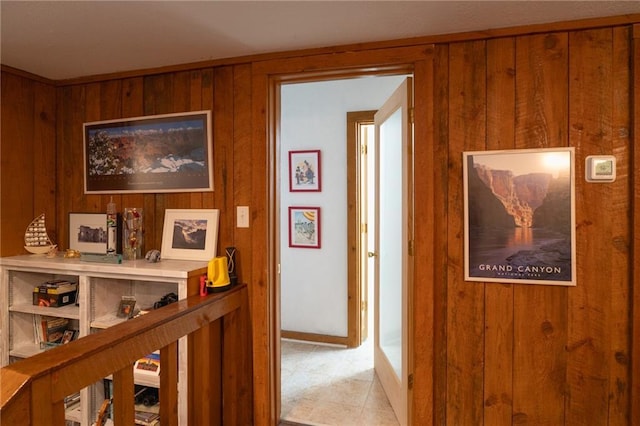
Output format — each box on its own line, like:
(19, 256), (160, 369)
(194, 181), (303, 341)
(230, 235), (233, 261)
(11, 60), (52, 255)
(69, 213), (108, 254)
(463, 147), (576, 286)
(83, 110), (213, 194)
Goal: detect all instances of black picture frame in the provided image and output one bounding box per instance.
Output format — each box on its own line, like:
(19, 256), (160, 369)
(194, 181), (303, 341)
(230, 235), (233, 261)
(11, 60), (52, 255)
(83, 110), (213, 194)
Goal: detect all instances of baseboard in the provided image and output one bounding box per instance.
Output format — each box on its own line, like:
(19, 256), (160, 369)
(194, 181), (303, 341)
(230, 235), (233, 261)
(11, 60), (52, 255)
(281, 330), (348, 346)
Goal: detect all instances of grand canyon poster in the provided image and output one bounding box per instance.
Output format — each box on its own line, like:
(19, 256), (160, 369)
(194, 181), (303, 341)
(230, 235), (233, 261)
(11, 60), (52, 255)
(463, 148), (576, 286)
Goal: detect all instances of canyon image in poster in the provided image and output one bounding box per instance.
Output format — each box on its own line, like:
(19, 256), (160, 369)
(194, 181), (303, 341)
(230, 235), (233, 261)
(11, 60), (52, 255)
(463, 148), (576, 286)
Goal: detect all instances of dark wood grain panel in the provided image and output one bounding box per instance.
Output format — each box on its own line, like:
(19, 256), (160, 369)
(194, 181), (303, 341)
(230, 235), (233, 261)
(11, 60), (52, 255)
(213, 66), (234, 252)
(513, 32), (569, 426)
(446, 40), (486, 426)
(411, 54), (436, 425)
(483, 36), (515, 425)
(0, 73), (37, 255)
(432, 43), (450, 426)
(232, 64), (253, 286)
(632, 22), (640, 426)
(567, 27), (622, 425)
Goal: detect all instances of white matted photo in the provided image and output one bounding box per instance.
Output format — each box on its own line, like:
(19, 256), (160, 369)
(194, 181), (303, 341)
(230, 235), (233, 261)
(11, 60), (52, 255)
(161, 209), (219, 261)
(69, 212), (108, 254)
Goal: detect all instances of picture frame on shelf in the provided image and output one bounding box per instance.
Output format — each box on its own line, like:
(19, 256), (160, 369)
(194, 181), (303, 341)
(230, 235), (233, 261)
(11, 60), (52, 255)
(288, 206), (321, 249)
(117, 297), (137, 319)
(289, 150), (321, 192)
(462, 147), (576, 286)
(83, 110), (213, 194)
(161, 209), (220, 261)
(68, 212), (108, 254)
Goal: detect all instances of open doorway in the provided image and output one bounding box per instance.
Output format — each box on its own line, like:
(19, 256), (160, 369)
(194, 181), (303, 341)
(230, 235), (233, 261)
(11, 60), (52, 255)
(278, 75), (412, 425)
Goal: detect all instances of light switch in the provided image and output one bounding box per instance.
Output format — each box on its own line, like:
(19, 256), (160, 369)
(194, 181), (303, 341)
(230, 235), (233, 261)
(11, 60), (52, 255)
(237, 206), (249, 228)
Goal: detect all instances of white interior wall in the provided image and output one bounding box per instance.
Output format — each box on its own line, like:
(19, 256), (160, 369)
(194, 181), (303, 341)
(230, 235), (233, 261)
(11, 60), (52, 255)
(280, 75), (406, 337)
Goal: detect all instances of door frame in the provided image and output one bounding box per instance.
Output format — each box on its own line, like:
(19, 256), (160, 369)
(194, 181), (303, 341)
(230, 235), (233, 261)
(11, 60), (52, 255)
(346, 110), (376, 347)
(250, 44), (436, 424)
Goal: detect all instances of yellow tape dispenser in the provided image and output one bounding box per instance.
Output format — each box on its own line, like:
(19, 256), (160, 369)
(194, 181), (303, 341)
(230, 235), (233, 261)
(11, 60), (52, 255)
(206, 256), (231, 292)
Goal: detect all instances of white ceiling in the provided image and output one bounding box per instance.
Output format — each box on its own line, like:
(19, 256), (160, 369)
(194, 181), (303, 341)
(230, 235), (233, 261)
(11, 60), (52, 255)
(2, 1), (639, 80)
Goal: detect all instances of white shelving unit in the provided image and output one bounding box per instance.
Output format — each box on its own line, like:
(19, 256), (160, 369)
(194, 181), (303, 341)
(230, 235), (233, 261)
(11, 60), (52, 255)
(0, 254), (208, 426)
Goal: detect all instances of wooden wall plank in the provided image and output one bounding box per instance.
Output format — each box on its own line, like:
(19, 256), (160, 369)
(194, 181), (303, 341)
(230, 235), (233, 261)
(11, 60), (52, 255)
(632, 23), (640, 426)
(567, 27), (613, 424)
(483, 36), (515, 425)
(189, 70), (205, 209)
(513, 32), (569, 426)
(250, 68), (271, 425)
(119, 77), (147, 253)
(446, 40), (486, 426)
(411, 52), (435, 425)
(32, 81), (57, 244)
(201, 69), (216, 210)
(432, 43), (449, 426)
(232, 64), (253, 287)
(607, 25), (632, 424)
(213, 66), (235, 252)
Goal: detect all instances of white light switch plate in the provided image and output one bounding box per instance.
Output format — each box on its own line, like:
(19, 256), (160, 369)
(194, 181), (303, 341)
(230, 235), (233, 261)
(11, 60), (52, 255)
(237, 206), (249, 228)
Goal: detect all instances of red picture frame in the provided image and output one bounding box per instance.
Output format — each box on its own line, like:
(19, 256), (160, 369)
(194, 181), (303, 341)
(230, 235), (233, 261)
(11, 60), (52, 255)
(289, 150), (321, 192)
(288, 206), (321, 249)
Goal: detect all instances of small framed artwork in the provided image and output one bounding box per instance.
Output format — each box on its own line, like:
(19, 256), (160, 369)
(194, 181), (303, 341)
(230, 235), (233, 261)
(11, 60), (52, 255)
(61, 330), (78, 344)
(69, 213), (108, 254)
(117, 297), (136, 319)
(161, 209), (220, 261)
(288, 206), (321, 249)
(289, 150), (321, 192)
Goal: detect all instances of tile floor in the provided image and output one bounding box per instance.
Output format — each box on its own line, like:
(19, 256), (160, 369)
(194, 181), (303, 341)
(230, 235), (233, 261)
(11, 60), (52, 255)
(280, 337), (399, 426)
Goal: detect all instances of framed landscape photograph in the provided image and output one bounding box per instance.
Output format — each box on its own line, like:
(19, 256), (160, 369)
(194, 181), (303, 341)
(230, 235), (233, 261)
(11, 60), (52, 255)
(463, 147), (576, 286)
(161, 209), (219, 261)
(68, 213), (108, 254)
(83, 110), (213, 194)
(289, 150), (321, 192)
(288, 206), (321, 249)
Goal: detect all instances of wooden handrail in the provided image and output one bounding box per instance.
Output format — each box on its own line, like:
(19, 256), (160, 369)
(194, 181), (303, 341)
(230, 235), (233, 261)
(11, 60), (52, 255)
(0, 284), (252, 425)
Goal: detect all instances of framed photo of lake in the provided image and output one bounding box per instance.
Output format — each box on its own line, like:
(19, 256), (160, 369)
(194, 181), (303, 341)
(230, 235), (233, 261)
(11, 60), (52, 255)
(463, 147), (576, 286)
(83, 111), (212, 194)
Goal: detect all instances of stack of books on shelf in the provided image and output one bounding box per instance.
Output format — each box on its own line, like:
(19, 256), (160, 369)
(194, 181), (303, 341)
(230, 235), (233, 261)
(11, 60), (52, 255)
(32, 279), (78, 307)
(33, 315), (78, 348)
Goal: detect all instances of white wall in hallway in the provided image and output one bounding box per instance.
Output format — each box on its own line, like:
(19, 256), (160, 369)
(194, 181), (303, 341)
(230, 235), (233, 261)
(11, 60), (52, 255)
(280, 75), (406, 337)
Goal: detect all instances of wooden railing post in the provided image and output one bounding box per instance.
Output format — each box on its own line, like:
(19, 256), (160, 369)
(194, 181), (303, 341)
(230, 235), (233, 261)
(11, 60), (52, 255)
(160, 340), (179, 426)
(112, 365), (135, 425)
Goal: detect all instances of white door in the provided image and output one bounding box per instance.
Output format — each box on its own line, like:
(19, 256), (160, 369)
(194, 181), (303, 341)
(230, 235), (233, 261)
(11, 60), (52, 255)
(373, 77), (413, 425)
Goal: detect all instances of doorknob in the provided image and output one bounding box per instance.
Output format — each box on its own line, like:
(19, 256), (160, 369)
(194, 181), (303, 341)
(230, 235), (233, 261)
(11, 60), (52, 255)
(368, 252), (377, 258)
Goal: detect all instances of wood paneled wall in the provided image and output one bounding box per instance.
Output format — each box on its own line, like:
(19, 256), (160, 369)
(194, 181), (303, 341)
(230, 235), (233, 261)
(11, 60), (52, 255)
(1, 16), (638, 426)
(0, 70), (56, 254)
(436, 27), (633, 425)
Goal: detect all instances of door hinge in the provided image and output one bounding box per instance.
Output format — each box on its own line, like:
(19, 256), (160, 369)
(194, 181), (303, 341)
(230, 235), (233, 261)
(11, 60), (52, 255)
(361, 143), (368, 155)
(409, 107), (415, 124)
(361, 223), (367, 234)
(408, 373), (414, 390)
(408, 240), (414, 256)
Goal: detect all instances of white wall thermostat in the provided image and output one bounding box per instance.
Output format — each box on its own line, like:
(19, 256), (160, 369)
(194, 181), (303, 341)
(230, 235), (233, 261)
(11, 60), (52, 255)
(585, 155), (616, 182)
